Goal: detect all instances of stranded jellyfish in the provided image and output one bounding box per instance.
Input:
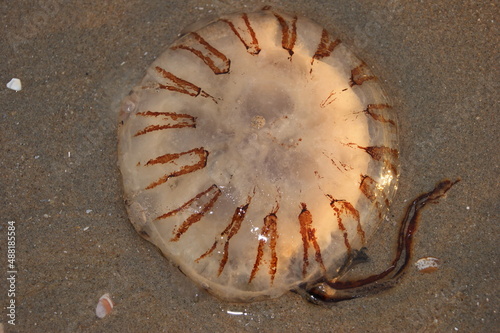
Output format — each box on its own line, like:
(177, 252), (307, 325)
(118, 8), (457, 302)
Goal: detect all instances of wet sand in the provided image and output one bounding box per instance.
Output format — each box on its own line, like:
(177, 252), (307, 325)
(1, 0), (498, 332)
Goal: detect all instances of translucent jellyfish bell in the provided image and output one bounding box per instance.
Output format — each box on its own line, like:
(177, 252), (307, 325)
(118, 9), (399, 302)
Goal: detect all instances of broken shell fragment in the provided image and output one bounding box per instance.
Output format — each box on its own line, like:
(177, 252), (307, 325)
(6, 78), (22, 91)
(95, 293), (114, 319)
(415, 257), (440, 273)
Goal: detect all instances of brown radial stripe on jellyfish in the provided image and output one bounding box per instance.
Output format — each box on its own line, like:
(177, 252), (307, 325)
(327, 196), (367, 249)
(320, 90), (337, 108)
(195, 197), (252, 276)
(351, 144), (399, 176)
(249, 205), (279, 284)
(273, 12), (297, 57)
(220, 13), (261, 55)
(364, 145), (398, 174)
(144, 148), (208, 189)
(156, 184), (219, 220)
(363, 104), (396, 126)
(319, 87), (350, 108)
(359, 175), (389, 218)
(172, 32), (231, 75)
(349, 62), (376, 87)
(359, 175), (378, 202)
(298, 203), (326, 277)
(323, 151), (353, 173)
(166, 185), (222, 241)
(311, 29), (341, 66)
(134, 111), (196, 136)
(152, 66), (217, 102)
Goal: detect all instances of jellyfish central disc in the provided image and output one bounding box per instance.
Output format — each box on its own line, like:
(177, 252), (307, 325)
(211, 75), (311, 189)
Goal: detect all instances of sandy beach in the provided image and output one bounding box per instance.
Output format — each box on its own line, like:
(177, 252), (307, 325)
(1, 0), (498, 332)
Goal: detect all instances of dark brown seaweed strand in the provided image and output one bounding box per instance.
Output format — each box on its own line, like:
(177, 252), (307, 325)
(170, 186), (222, 241)
(274, 13), (297, 57)
(299, 203), (326, 277)
(317, 179), (460, 301)
(171, 32), (230, 75)
(249, 205), (279, 284)
(216, 200), (251, 276)
(363, 104), (396, 126)
(144, 148), (208, 189)
(134, 111), (196, 136)
(156, 184), (219, 220)
(349, 62), (376, 87)
(311, 29), (341, 65)
(220, 13), (261, 55)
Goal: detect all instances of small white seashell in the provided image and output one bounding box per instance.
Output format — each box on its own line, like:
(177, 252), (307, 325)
(95, 293), (114, 319)
(415, 256), (440, 273)
(6, 78), (22, 91)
